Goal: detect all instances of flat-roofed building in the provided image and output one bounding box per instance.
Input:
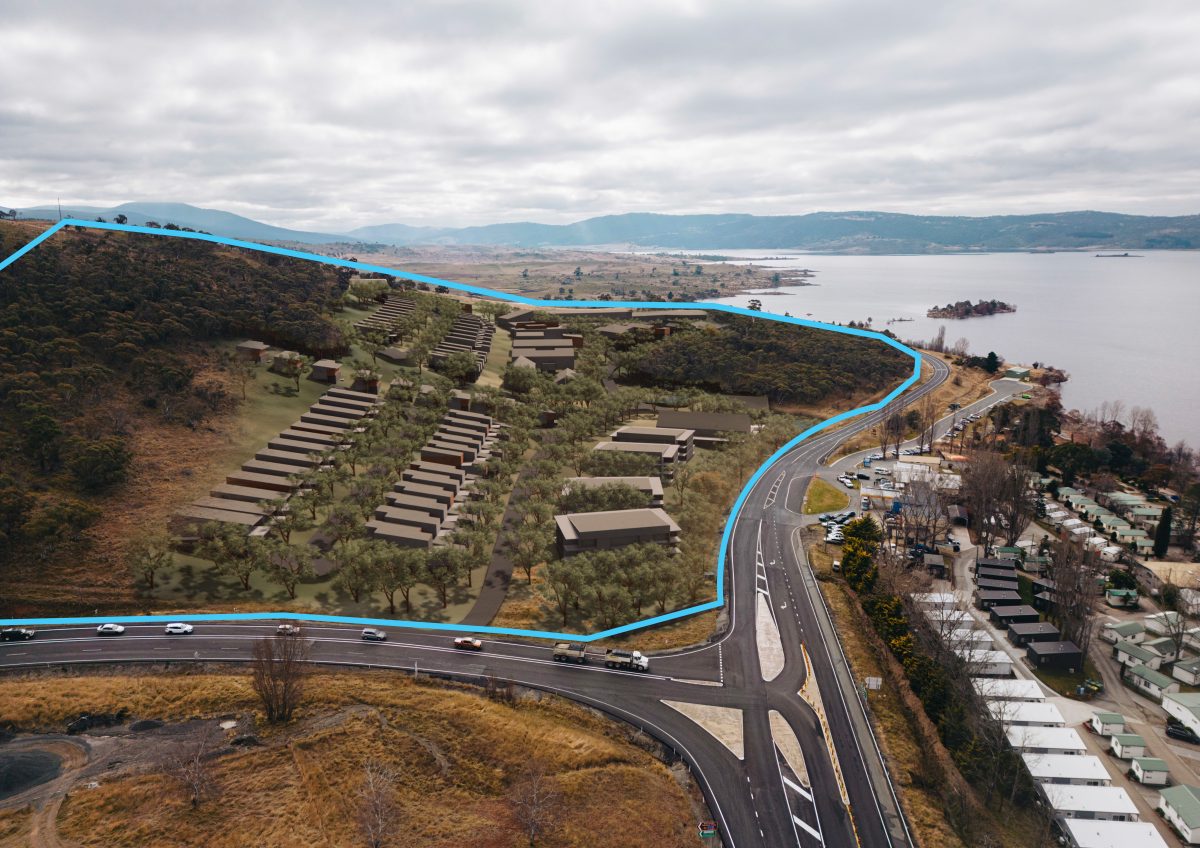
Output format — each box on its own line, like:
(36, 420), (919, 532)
(555, 508), (680, 556)
(428, 438), (477, 463)
(276, 429), (340, 449)
(1059, 819), (1168, 848)
(393, 482), (453, 509)
(190, 497), (273, 517)
(1022, 753), (1112, 786)
(911, 592), (957, 610)
(973, 678), (1044, 702)
(401, 468), (460, 495)
(421, 445), (463, 468)
(254, 447), (320, 469)
(976, 590), (1023, 610)
(1027, 640), (1084, 673)
(611, 426), (695, 462)
(299, 411), (354, 430)
(290, 419), (354, 437)
(563, 476), (665, 508)
(367, 520), (433, 548)
(593, 441), (680, 479)
(307, 402), (366, 421)
(407, 461), (467, 484)
(1008, 621), (1062, 647)
(225, 470), (296, 493)
(309, 359), (341, 383)
(436, 425), (486, 446)
(990, 605), (1040, 627)
(385, 492), (447, 521)
(371, 506), (441, 535)
(977, 567), (1019, 585)
(173, 504), (265, 528)
(325, 387), (383, 404)
(236, 339), (270, 361)
(1040, 784), (1139, 821)
(241, 459), (306, 479)
(987, 700), (1065, 727)
(210, 483), (288, 503)
(955, 648), (1012, 676)
(655, 410), (752, 446)
(1007, 726), (1087, 756)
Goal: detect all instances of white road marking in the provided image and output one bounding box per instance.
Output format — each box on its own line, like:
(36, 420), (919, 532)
(783, 776), (811, 800)
(793, 815), (822, 840)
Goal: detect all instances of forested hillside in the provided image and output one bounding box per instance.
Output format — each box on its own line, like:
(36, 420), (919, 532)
(620, 315), (911, 404)
(0, 223), (348, 598)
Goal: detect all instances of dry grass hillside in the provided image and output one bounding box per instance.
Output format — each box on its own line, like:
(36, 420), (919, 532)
(0, 670), (698, 848)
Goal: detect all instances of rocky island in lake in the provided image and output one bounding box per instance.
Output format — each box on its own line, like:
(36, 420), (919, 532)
(927, 298), (1017, 319)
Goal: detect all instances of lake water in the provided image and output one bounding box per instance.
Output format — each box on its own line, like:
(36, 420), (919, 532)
(694, 250), (1199, 446)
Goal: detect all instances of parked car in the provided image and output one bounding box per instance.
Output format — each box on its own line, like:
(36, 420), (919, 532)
(861, 497), (871, 511)
(453, 637), (483, 651)
(841, 479), (856, 489)
(276, 624), (302, 636)
(831, 560), (841, 571)
(96, 623), (125, 636)
(855, 472), (870, 480)
(868, 453), (884, 461)
(1167, 721), (1200, 744)
(0, 627), (35, 641)
(164, 622), (193, 635)
(361, 628), (387, 642)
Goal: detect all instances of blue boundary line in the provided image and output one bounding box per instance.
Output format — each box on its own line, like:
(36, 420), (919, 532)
(0, 219), (920, 640)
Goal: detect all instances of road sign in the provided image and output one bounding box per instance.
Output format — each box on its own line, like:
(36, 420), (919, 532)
(698, 821), (718, 837)
(865, 676), (882, 690)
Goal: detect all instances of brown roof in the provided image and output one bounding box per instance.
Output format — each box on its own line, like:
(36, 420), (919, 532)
(656, 410), (752, 434)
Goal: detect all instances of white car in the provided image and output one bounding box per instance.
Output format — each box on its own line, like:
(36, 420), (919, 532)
(96, 623), (125, 636)
(164, 622), (193, 635)
(841, 478), (856, 489)
(276, 624), (302, 636)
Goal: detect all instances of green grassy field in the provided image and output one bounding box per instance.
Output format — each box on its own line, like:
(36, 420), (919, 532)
(803, 477), (850, 514)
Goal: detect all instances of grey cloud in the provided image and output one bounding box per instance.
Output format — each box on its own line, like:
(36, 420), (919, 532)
(1, 0), (1198, 230)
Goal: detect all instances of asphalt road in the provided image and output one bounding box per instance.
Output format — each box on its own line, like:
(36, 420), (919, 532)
(0, 357), (1029, 847)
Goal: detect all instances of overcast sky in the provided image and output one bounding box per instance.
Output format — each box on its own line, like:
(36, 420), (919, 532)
(2, 1), (1198, 230)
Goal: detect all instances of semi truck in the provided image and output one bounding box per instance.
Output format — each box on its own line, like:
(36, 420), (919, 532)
(552, 643), (650, 672)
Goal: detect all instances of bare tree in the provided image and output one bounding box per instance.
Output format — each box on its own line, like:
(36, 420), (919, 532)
(357, 761), (400, 848)
(918, 393), (939, 455)
(508, 760), (562, 847)
(1049, 541), (1099, 659)
(961, 451), (1008, 553)
(996, 460), (1038, 547)
(165, 727), (219, 808)
(1158, 598), (1190, 659)
(251, 630), (309, 723)
(896, 479), (949, 551)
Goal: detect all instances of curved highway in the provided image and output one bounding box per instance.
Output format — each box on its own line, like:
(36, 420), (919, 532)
(0, 355), (1027, 847)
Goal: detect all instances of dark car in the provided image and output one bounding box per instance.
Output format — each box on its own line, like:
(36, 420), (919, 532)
(1167, 722), (1200, 744)
(0, 627), (35, 641)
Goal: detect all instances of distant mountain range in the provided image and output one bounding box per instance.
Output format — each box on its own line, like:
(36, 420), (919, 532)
(10, 202), (1199, 252)
(11, 202), (352, 245)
